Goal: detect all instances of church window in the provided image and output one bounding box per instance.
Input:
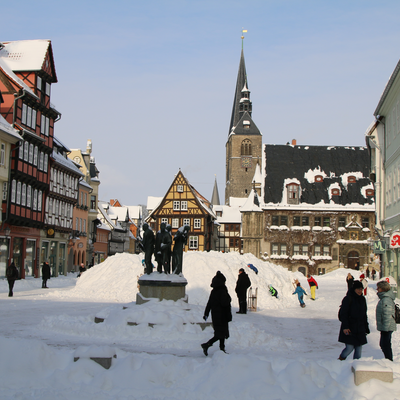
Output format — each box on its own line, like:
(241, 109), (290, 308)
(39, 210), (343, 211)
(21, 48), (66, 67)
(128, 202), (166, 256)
(241, 139), (252, 156)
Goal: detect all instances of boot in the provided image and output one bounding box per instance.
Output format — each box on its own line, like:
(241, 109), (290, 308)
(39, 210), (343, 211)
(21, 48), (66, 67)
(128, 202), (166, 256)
(201, 343), (209, 356)
(338, 356), (346, 361)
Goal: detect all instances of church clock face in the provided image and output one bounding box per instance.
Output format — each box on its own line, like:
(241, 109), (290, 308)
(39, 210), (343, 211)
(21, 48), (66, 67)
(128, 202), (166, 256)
(241, 157), (252, 168)
(73, 156), (81, 164)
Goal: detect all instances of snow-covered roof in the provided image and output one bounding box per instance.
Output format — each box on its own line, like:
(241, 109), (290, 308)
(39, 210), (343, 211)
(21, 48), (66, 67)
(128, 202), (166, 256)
(147, 196), (162, 211)
(241, 189), (263, 212)
(51, 151), (84, 177)
(0, 40), (50, 71)
(214, 205), (242, 223)
(125, 205), (141, 220)
(78, 178), (92, 190)
(0, 114), (21, 141)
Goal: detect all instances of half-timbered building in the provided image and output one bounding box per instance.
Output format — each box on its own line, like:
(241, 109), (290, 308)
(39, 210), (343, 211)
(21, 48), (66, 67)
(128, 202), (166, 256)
(146, 170), (217, 252)
(42, 137), (83, 276)
(0, 39), (59, 278)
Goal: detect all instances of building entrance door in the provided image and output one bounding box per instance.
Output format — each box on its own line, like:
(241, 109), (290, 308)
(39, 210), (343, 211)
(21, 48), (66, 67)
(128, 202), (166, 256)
(347, 251), (359, 269)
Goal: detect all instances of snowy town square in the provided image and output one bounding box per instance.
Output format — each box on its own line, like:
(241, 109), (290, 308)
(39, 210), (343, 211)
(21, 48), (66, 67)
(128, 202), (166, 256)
(3, 2), (400, 399)
(1, 252), (399, 400)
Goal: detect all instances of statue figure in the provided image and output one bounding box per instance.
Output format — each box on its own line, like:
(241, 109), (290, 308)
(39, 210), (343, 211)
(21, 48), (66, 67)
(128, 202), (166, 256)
(161, 224), (172, 274)
(154, 223), (166, 273)
(141, 223), (154, 274)
(172, 225), (189, 275)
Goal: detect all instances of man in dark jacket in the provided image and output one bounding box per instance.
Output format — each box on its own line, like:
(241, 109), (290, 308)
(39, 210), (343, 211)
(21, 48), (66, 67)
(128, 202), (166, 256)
(6, 262), (18, 297)
(42, 261), (51, 288)
(201, 271), (232, 356)
(338, 280), (370, 360)
(235, 268), (251, 314)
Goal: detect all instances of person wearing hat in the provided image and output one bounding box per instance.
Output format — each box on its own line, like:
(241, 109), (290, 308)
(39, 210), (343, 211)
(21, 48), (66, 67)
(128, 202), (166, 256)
(201, 271), (232, 356)
(376, 280), (397, 361)
(338, 280), (370, 360)
(235, 267), (251, 314)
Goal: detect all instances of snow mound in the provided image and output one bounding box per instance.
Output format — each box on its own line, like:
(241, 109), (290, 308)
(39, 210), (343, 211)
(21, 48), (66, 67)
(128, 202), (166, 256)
(49, 251), (306, 308)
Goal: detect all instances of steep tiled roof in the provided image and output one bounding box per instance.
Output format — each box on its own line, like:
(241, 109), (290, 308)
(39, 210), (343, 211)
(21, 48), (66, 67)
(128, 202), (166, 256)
(263, 145), (374, 208)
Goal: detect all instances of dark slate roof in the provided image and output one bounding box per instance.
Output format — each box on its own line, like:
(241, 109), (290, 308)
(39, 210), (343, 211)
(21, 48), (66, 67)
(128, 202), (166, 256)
(264, 145), (374, 206)
(229, 49), (247, 134)
(231, 111), (261, 136)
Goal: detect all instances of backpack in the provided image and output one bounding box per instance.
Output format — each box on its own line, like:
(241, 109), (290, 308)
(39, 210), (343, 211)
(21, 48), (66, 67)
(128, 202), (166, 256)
(395, 303), (400, 324)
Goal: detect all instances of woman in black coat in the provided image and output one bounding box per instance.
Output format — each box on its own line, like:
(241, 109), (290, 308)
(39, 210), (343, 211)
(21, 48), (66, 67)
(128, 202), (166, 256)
(42, 262), (51, 288)
(338, 280), (370, 360)
(201, 271), (232, 356)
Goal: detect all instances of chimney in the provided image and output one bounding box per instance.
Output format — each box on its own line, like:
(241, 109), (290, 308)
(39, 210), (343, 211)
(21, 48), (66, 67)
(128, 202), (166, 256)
(292, 139), (297, 146)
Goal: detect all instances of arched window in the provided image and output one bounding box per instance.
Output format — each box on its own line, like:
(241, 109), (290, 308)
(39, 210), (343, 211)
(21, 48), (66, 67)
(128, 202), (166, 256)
(241, 139), (252, 156)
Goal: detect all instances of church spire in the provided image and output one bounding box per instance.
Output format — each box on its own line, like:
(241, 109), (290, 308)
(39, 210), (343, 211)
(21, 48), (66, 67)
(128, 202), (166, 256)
(229, 32), (252, 135)
(211, 175), (220, 206)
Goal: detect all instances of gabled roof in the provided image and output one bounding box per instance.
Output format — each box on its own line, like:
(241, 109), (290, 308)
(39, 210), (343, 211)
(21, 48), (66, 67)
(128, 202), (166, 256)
(148, 170), (216, 220)
(0, 40), (57, 82)
(262, 144), (375, 209)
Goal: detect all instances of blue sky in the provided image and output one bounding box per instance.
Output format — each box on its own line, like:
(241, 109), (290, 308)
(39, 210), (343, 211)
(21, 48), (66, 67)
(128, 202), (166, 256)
(3, 1), (400, 206)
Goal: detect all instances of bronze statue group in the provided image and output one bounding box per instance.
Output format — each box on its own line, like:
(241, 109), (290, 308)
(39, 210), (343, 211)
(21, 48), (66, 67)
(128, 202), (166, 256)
(140, 222), (190, 275)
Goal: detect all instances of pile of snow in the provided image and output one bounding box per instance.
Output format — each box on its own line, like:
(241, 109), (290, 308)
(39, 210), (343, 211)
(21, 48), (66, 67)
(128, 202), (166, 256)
(50, 251), (305, 309)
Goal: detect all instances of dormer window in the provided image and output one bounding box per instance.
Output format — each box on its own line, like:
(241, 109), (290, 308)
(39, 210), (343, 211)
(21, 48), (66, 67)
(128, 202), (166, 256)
(348, 176), (356, 183)
(366, 189), (374, 197)
(331, 189), (340, 196)
(177, 185), (183, 193)
(287, 183), (300, 204)
(315, 175), (323, 183)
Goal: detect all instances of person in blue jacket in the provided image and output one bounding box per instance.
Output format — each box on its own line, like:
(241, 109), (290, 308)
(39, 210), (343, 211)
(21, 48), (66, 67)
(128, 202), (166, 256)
(293, 282), (307, 308)
(376, 280), (397, 361)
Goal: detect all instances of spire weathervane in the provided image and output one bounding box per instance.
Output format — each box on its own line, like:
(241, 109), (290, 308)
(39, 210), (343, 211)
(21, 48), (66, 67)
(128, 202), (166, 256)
(241, 28), (247, 48)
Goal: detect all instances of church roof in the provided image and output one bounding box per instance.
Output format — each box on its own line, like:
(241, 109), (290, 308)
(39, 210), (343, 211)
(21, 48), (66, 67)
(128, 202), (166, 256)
(229, 111), (261, 136)
(211, 176), (220, 206)
(229, 49), (248, 134)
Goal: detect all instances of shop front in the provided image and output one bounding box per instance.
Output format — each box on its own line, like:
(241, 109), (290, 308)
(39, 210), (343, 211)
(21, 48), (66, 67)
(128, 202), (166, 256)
(1, 225), (40, 279)
(40, 230), (69, 277)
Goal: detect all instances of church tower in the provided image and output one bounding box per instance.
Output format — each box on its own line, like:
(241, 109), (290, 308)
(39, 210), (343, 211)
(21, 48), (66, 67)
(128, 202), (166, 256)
(225, 38), (262, 204)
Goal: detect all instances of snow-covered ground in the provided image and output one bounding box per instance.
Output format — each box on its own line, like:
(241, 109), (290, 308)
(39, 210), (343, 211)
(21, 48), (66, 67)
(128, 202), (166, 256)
(0, 251), (399, 400)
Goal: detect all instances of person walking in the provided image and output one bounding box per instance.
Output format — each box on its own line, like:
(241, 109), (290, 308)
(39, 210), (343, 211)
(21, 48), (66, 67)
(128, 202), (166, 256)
(338, 280), (370, 360)
(307, 274), (318, 300)
(42, 261), (51, 288)
(6, 262), (18, 297)
(201, 271), (232, 356)
(376, 280), (397, 361)
(293, 282), (307, 308)
(235, 267), (251, 314)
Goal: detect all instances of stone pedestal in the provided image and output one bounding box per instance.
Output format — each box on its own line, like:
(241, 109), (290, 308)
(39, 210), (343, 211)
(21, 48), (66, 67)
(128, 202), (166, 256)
(136, 274), (188, 304)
